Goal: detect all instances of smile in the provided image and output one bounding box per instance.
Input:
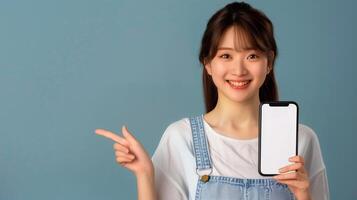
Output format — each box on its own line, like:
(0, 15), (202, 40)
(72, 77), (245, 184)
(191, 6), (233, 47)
(226, 80), (251, 89)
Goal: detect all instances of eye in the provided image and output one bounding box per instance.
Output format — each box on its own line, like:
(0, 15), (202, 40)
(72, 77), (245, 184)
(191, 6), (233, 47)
(247, 54), (259, 60)
(219, 53), (231, 60)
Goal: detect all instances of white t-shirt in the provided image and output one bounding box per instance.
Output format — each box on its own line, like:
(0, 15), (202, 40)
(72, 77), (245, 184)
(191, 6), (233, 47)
(152, 116), (330, 200)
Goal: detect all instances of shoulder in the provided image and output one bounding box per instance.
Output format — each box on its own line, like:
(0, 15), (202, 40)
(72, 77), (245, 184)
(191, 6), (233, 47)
(165, 117), (191, 134)
(152, 116), (196, 166)
(157, 117), (193, 150)
(298, 123), (321, 147)
(298, 123), (317, 138)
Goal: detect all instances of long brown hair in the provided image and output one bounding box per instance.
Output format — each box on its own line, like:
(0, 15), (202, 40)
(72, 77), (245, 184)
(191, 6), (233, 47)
(199, 2), (279, 113)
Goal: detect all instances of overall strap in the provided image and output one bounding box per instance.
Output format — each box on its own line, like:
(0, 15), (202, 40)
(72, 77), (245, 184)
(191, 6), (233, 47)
(189, 115), (213, 172)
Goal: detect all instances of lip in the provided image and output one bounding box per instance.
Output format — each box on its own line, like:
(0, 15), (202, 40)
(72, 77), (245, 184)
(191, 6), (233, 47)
(226, 80), (251, 89)
(227, 79), (251, 82)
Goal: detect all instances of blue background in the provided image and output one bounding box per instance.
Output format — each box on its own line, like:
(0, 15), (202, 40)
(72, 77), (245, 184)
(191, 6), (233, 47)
(1, 0), (355, 199)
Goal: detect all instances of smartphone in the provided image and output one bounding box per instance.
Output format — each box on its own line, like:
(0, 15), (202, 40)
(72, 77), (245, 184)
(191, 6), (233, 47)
(258, 101), (299, 176)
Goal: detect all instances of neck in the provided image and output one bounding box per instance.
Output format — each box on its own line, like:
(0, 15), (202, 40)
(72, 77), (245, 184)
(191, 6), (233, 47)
(204, 92), (261, 139)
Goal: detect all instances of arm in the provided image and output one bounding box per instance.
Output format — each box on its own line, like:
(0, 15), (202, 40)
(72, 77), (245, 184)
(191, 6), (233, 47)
(136, 170), (157, 200)
(310, 169), (329, 200)
(96, 125), (157, 200)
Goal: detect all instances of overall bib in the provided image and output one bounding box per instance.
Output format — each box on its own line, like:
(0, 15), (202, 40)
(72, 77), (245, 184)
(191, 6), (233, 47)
(189, 115), (295, 200)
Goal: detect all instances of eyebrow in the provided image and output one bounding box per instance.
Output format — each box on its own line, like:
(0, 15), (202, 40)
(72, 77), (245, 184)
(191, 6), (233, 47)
(217, 47), (256, 52)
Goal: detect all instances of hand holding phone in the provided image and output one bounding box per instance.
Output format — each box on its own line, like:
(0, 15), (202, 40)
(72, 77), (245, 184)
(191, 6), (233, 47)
(258, 101), (299, 176)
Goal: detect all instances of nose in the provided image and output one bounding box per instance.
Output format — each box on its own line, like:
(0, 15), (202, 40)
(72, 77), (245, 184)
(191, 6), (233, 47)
(231, 59), (248, 76)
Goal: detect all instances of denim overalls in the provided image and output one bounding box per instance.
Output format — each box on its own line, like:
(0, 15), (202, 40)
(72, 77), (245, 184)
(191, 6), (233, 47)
(189, 115), (295, 200)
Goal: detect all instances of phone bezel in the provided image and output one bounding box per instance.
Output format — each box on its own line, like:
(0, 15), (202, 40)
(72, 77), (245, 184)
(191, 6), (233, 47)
(258, 101), (299, 176)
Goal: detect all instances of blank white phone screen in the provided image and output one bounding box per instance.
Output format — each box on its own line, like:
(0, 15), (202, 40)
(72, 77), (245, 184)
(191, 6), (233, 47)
(260, 103), (297, 175)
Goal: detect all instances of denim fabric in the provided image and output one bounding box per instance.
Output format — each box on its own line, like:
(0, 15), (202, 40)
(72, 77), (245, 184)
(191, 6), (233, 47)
(189, 115), (295, 200)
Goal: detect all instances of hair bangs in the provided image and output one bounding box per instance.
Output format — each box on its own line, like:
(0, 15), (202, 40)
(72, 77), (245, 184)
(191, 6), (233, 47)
(232, 24), (259, 52)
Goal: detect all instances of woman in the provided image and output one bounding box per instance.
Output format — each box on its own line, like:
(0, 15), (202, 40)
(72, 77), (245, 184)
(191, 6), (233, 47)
(96, 2), (329, 199)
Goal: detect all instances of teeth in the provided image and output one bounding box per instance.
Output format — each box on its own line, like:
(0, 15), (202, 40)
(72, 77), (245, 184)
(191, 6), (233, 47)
(228, 80), (250, 87)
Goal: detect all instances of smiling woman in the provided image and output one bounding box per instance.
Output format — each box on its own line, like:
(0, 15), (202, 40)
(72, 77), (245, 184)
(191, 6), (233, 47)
(96, 1), (329, 200)
(204, 25), (273, 104)
(199, 8), (279, 113)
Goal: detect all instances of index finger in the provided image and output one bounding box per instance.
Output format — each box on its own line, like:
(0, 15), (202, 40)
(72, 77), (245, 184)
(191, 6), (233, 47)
(95, 129), (129, 146)
(289, 155), (304, 164)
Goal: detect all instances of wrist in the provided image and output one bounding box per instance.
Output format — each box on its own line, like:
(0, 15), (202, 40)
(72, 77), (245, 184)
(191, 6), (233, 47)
(135, 166), (157, 200)
(135, 166), (155, 179)
(295, 191), (311, 200)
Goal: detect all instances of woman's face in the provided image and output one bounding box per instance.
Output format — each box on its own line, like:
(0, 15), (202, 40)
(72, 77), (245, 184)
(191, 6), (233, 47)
(205, 26), (272, 104)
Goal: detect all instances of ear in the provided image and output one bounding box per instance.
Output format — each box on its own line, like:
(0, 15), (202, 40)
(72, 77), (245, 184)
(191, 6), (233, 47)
(266, 66), (272, 75)
(204, 62), (212, 76)
(267, 51), (275, 74)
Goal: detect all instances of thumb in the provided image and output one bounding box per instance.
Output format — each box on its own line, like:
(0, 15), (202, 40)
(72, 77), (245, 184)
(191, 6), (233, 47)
(122, 125), (138, 144)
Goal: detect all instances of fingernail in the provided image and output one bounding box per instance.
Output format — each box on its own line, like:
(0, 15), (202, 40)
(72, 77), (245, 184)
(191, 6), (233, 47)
(122, 125), (127, 133)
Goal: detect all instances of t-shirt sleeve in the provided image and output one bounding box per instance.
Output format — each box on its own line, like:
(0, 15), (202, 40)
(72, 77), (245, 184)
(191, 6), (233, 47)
(310, 168), (330, 200)
(151, 121), (194, 200)
(153, 166), (187, 200)
(299, 124), (330, 200)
